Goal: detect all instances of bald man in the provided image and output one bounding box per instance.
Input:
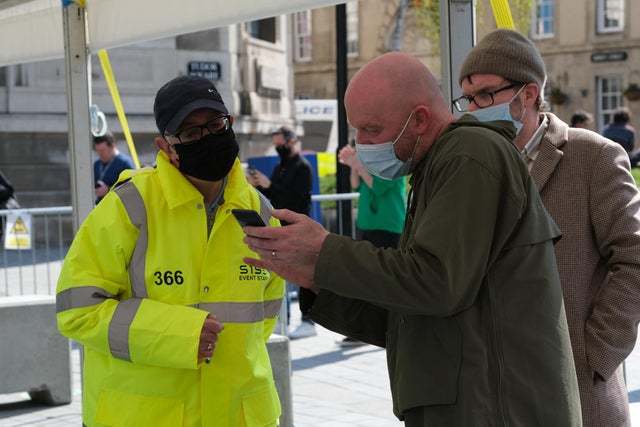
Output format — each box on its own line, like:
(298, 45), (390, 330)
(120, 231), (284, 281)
(243, 53), (581, 425)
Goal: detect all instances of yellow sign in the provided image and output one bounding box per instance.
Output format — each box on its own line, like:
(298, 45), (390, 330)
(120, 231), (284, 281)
(317, 152), (337, 177)
(4, 212), (32, 250)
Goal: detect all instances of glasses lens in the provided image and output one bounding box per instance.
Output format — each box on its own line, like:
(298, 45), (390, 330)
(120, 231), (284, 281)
(206, 116), (229, 135)
(177, 126), (203, 144)
(474, 93), (494, 108)
(454, 97), (470, 112)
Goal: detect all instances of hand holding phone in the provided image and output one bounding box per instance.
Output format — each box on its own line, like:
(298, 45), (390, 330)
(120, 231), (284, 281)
(231, 209), (266, 228)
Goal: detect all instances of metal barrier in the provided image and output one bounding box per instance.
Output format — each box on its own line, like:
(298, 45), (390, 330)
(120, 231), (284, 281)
(0, 207), (73, 297)
(0, 194), (360, 298)
(311, 192), (360, 239)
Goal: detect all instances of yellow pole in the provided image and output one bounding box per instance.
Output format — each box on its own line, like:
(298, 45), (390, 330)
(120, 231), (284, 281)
(489, 0), (515, 29)
(97, 49), (141, 169)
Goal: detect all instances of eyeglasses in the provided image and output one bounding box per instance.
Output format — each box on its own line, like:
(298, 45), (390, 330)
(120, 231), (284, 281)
(452, 83), (524, 112)
(164, 115), (231, 145)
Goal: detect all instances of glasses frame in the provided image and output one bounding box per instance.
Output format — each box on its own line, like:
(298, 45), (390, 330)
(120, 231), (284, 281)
(164, 114), (231, 145)
(452, 83), (525, 113)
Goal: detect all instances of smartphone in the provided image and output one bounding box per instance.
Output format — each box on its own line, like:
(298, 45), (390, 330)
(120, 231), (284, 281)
(231, 209), (266, 227)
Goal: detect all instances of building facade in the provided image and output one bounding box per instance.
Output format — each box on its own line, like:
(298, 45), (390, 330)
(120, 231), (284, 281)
(0, 17), (296, 207)
(292, 0), (437, 100)
(529, 0), (640, 133)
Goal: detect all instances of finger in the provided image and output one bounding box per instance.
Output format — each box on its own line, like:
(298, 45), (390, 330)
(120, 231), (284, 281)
(270, 209), (304, 224)
(243, 224), (290, 239)
(243, 236), (284, 252)
(203, 319), (224, 334)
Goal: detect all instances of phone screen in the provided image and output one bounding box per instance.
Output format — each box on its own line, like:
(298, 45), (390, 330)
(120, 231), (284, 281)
(231, 209), (266, 228)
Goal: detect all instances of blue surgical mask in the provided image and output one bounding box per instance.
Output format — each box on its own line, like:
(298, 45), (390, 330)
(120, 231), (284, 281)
(469, 86), (526, 134)
(355, 111), (421, 180)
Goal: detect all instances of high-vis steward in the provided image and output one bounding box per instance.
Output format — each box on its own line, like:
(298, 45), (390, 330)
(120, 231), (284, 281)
(56, 152), (284, 427)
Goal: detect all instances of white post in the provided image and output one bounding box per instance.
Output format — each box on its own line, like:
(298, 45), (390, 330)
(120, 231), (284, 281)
(62, 2), (94, 231)
(440, 0), (476, 114)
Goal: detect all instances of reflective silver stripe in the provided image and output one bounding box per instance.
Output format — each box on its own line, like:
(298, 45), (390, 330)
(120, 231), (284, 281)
(56, 286), (118, 313)
(198, 299), (283, 323)
(108, 298), (142, 362)
(114, 181), (148, 298)
(264, 298), (282, 319)
(257, 191), (273, 225)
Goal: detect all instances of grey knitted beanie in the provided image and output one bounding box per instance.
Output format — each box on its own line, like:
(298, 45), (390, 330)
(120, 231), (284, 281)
(459, 29), (547, 88)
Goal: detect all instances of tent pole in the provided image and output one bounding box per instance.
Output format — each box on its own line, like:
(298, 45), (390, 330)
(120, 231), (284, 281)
(440, 0), (476, 114)
(63, 1), (94, 231)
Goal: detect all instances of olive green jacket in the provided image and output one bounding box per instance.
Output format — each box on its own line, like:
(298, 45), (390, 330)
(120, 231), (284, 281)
(305, 116), (582, 426)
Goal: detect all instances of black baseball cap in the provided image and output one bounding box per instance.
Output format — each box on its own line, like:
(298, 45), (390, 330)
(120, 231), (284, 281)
(153, 75), (229, 136)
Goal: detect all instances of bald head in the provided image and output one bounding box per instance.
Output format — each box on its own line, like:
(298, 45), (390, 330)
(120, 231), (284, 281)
(344, 52), (453, 164)
(345, 52), (447, 114)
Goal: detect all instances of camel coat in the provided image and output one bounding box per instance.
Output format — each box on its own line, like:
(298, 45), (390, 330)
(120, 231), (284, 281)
(531, 113), (640, 426)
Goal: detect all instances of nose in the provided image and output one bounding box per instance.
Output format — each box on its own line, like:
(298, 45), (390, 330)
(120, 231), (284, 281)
(467, 102), (479, 112)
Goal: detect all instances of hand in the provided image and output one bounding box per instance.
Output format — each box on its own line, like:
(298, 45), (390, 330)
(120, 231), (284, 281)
(247, 170), (271, 189)
(198, 314), (224, 364)
(95, 182), (109, 198)
(243, 209), (329, 288)
(338, 145), (357, 167)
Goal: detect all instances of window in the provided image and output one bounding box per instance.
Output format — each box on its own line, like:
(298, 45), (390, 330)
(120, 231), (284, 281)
(596, 76), (623, 130)
(532, 0), (554, 38)
(597, 0), (624, 33)
(0, 67), (6, 87)
(294, 11), (312, 62)
(246, 17), (277, 43)
(346, 1), (359, 56)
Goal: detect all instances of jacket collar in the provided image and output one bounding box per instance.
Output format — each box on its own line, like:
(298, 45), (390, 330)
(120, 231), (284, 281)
(530, 112), (567, 192)
(156, 151), (252, 210)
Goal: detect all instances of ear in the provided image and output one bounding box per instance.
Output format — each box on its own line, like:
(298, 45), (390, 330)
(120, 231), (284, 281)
(154, 136), (171, 155)
(229, 115), (235, 126)
(523, 84), (540, 109)
(412, 105), (431, 135)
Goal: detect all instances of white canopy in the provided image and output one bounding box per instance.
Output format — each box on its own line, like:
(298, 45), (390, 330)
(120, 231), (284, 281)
(0, 0), (344, 67)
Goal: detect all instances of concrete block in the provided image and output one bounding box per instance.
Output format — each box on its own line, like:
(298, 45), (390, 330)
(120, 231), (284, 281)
(0, 295), (72, 405)
(267, 334), (293, 427)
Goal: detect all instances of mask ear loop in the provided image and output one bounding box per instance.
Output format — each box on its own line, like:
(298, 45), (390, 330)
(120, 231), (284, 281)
(509, 84), (528, 122)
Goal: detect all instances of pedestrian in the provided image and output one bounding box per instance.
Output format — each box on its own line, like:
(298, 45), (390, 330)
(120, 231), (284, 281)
(603, 107), (636, 154)
(570, 110), (593, 129)
(337, 143), (405, 347)
(0, 169), (19, 242)
(458, 28), (640, 426)
(57, 75), (284, 427)
(247, 126), (315, 339)
(93, 132), (135, 203)
(243, 52), (581, 426)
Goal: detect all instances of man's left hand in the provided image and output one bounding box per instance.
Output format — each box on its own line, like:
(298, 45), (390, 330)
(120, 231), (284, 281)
(243, 209), (329, 288)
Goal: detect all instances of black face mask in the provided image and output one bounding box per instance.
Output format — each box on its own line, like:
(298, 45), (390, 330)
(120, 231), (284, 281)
(276, 144), (292, 158)
(173, 129), (239, 182)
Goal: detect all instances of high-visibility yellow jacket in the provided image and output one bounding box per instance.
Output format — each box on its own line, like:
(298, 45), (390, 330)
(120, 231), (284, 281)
(56, 152), (284, 427)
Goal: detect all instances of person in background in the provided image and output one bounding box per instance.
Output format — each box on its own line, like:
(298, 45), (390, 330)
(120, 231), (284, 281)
(337, 143), (406, 347)
(247, 126), (315, 339)
(570, 110), (593, 129)
(93, 132), (135, 203)
(603, 107), (636, 154)
(458, 28), (640, 426)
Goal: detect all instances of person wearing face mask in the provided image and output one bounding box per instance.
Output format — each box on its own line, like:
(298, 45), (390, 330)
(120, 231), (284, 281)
(247, 126), (315, 339)
(458, 29), (640, 427)
(241, 52), (581, 426)
(56, 75), (284, 427)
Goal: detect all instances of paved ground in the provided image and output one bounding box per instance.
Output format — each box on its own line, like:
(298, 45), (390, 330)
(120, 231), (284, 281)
(1, 299), (640, 426)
